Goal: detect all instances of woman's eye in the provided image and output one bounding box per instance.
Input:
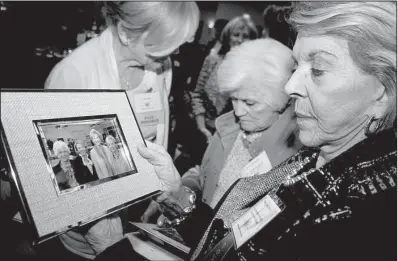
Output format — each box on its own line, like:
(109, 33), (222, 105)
(311, 68), (324, 77)
(245, 101), (255, 106)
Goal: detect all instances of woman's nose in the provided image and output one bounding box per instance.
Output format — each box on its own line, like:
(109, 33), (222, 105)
(233, 100), (246, 117)
(284, 69), (307, 98)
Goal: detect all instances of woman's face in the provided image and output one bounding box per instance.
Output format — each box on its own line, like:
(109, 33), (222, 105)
(57, 147), (70, 162)
(106, 139), (117, 153)
(92, 134), (102, 146)
(285, 35), (384, 148)
(125, 30), (183, 70)
(76, 143), (87, 156)
(230, 86), (289, 133)
(229, 27), (251, 49)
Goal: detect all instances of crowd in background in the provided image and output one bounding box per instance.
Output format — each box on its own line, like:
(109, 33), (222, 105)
(168, 4), (296, 174)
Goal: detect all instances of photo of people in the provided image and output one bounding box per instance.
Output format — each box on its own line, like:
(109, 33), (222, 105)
(34, 115), (137, 194)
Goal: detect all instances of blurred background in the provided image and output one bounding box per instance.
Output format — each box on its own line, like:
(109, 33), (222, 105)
(0, 1), (292, 89)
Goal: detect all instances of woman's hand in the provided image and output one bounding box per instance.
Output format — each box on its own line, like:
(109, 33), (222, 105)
(140, 195), (183, 227)
(137, 141), (182, 193)
(141, 187), (195, 227)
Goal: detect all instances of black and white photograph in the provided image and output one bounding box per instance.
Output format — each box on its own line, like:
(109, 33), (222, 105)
(34, 115), (137, 194)
(0, 1), (396, 261)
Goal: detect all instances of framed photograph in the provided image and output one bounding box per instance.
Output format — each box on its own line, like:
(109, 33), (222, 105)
(33, 114), (138, 195)
(0, 89), (162, 244)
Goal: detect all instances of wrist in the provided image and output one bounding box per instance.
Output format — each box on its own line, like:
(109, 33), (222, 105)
(164, 186), (196, 227)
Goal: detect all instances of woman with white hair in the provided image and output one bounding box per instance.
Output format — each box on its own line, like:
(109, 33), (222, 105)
(45, 2), (200, 149)
(183, 2), (396, 260)
(140, 39), (302, 245)
(89, 129), (115, 179)
(105, 135), (131, 175)
(191, 15), (259, 143)
(135, 2), (396, 260)
(52, 140), (79, 190)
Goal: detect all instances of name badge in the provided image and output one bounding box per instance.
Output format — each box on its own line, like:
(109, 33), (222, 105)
(127, 90), (164, 128)
(131, 92), (162, 113)
(240, 151), (272, 178)
(231, 193), (283, 249)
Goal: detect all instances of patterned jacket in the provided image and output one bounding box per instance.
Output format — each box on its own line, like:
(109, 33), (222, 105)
(191, 128), (397, 261)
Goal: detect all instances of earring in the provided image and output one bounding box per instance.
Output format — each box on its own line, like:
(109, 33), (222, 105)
(123, 39), (130, 46)
(365, 116), (381, 136)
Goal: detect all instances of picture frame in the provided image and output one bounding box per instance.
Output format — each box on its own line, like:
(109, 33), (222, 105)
(0, 89), (162, 244)
(131, 222), (190, 256)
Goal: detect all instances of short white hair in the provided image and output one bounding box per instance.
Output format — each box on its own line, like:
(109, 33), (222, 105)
(102, 1), (200, 56)
(105, 135), (116, 144)
(217, 38), (294, 110)
(53, 140), (69, 157)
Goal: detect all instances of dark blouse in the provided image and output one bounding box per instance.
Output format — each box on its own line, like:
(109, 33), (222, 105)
(73, 156), (99, 185)
(191, 128), (397, 261)
(52, 157), (99, 190)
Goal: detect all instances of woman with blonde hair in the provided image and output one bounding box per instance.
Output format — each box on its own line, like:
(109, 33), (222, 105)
(89, 129), (115, 179)
(45, 2), (200, 150)
(105, 135), (131, 175)
(74, 139), (99, 184)
(191, 15), (258, 142)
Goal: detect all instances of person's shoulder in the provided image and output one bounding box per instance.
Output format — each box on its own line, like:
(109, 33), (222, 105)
(45, 37), (102, 89)
(60, 37), (101, 70)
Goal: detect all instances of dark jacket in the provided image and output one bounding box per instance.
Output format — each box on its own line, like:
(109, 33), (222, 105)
(52, 157), (98, 190)
(73, 156), (99, 185)
(191, 128), (397, 261)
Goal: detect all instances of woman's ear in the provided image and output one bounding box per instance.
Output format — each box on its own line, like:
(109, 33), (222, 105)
(372, 82), (389, 119)
(117, 21), (130, 46)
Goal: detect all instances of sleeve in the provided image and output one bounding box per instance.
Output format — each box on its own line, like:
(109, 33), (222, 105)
(181, 166), (204, 200)
(194, 55), (213, 93)
(191, 55), (219, 117)
(84, 215), (124, 255)
(44, 59), (84, 89)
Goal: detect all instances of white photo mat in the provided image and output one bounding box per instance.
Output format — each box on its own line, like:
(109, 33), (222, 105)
(0, 90), (162, 243)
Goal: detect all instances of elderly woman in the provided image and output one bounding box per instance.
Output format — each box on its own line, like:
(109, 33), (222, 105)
(135, 2), (396, 261)
(185, 2), (397, 260)
(141, 39), (301, 243)
(74, 139), (99, 184)
(45, 2), (199, 149)
(191, 15), (259, 142)
(52, 140), (79, 190)
(105, 135), (131, 175)
(89, 129), (115, 179)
